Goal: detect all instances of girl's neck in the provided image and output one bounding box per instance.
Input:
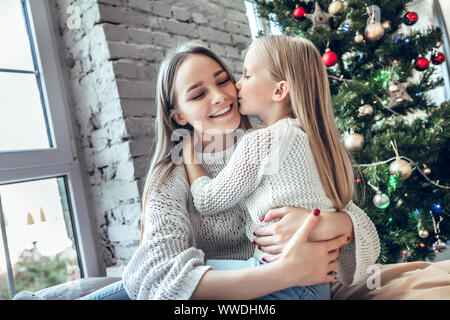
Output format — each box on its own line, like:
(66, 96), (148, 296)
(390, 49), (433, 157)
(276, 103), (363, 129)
(260, 106), (294, 126)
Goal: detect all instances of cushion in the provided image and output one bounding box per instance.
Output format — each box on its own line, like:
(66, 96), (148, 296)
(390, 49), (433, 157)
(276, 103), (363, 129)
(13, 277), (121, 300)
(331, 260), (450, 300)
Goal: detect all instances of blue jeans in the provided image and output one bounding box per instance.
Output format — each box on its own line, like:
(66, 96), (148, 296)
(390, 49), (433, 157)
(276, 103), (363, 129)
(207, 258), (331, 300)
(78, 280), (130, 300)
(81, 258), (330, 300)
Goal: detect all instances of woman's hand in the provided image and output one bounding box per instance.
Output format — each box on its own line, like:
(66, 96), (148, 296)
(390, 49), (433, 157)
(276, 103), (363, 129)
(273, 210), (349, 287)
(253, 206), (353, 262)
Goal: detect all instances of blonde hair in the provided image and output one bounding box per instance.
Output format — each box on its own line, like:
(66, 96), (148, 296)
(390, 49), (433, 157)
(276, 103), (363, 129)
(250, 35), (355, 210)
(140, 43), (252, 243)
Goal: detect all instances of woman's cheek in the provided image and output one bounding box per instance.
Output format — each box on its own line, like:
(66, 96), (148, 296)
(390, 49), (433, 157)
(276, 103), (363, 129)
(239, 101), (256, 116)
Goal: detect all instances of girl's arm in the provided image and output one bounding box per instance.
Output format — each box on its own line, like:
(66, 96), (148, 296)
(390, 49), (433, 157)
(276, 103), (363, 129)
(189, 129), (277, 215)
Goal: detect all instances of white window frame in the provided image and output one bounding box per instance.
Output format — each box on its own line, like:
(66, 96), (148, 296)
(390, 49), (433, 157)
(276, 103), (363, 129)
(0, 0), (102, 279)
(244, 0), (283, 39)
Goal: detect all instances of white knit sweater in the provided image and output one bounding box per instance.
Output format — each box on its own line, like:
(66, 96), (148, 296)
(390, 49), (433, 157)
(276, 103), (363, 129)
(122, 120), (380, 300)
(190, 118), (380, 268)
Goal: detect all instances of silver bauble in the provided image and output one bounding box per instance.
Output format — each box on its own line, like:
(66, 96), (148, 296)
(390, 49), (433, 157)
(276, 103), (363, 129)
(365, 21), (384, 41)
(433, 239), (447, 253)
(344, 132), (364, 151)
(373, 192), (390, 209)
(389, 158), (412, 180)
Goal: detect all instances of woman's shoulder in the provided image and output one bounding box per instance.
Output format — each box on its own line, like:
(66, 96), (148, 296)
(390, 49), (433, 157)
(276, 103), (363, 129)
(147, 164), (190, 199)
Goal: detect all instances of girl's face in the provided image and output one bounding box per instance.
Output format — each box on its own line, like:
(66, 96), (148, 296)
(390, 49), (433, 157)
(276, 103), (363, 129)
(172, 54), (241, 135)
(235, 47), (277, 117)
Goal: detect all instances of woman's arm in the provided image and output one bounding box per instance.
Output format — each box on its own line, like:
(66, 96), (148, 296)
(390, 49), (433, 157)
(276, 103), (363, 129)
(192, 211), (348, 299)
(337, 201), (380, 286)
(252, 205), (380, 286)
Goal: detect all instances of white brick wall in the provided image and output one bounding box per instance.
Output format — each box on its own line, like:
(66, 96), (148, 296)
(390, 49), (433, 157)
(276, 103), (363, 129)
(51, 0), (251, 274)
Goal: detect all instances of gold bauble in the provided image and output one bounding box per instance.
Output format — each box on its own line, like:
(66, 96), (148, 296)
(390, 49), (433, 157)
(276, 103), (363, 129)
(389, 84), (399, 93)
(436, 41), (442, 48)
(418, 228), (429, 239)
(389, 158), (412, 180)
(358, 104), (374, 117)
(328, 0), (344, 16)
(382, 20), (391, 30)
(364, 21), (384, 41)
(424, 167), (431, 175)
(354, 33), (364, 43)
(344, 132), (364, 151)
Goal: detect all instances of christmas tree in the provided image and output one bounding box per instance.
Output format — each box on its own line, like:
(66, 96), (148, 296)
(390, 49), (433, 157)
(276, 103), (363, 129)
(254, 0), (449, 263)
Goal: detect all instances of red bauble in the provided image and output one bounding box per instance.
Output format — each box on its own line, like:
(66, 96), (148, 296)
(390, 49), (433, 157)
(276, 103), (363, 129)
(431, 52), (446, 65)
(414, 57), (429, 71)
(293, 6), (306, 19)
(403, 11), (418, 25)
(322, 49), (338, 67)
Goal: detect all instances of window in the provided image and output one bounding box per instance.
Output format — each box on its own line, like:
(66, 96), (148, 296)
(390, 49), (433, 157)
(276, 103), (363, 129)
(0, 0), (51, 152)
(244, 0), (283, 39)
(0, 0), (101, 299)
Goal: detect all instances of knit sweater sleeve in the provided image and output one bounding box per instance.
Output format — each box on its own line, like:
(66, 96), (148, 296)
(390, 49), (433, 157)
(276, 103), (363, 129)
(191, 127), (283, 215)
(122, 165), (212, 300)
(336, 201), (381, 287)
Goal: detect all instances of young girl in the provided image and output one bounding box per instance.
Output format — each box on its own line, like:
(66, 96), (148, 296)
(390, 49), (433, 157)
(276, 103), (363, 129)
(181, 36), (380, 299)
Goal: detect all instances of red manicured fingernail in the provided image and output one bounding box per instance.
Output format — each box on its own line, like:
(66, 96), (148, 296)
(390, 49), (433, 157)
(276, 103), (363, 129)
(258, 245), (262, 250)
(259, 215), (266, 221)
(253, 240), (256, 244)
(253, 232), (256, 236)
(313, 209), (320, 216)
(262, 257), (267, 262)
(347, 236), (350, 242)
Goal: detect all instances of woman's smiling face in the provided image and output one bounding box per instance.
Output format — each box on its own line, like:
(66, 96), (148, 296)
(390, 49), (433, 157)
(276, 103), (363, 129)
(172, 54), (241, 135)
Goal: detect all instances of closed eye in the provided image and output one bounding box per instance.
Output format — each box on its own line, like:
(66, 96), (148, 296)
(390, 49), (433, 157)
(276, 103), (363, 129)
(217, 77), (230, 85)
(192, 92), (205, 100)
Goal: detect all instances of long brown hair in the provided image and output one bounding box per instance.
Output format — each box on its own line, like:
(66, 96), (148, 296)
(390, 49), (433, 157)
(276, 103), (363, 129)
(140, 43), (252, 242)
(251, 35), (354, 209)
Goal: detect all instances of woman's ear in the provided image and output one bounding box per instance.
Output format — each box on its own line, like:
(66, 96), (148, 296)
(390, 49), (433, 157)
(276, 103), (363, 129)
(272, 80), (289, 102)
(170, 109), (188, 126)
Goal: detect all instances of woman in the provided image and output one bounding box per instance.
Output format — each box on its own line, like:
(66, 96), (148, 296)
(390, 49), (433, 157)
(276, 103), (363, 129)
(83, 43), (373, 300)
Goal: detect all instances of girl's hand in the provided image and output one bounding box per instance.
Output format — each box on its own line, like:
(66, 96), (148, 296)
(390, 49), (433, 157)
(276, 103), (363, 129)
(253, 206), (308, 260)
(253, 206), (353, 261)
(274, 210), (348, 287)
